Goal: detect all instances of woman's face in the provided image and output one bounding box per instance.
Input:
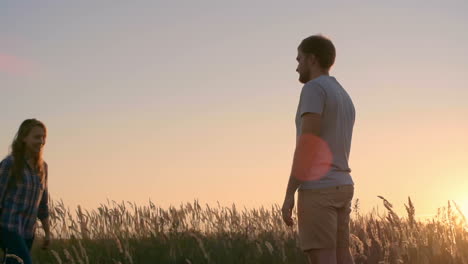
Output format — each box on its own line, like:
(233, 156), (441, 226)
(23, 126), (46, 154)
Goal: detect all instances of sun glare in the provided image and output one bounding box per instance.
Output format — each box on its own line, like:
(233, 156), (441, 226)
(452, 198), (468, 219)
(459, 201), (468, 218)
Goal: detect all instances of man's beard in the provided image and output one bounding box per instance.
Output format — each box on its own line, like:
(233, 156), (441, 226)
(299, 71), (310, 84)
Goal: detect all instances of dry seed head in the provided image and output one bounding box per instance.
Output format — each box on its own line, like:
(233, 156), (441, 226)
(265, 241), (274, 254)
(5, 254), (25, 264)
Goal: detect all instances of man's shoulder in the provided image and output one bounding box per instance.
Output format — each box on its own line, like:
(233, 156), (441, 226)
(303, 76), (335, 91)
(313, 75), (340, 86)
(301, 78), (327, 98)
(303, 78), (322, 88)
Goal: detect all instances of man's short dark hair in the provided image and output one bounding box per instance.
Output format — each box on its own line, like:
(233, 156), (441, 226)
(298, 35), (336, 70)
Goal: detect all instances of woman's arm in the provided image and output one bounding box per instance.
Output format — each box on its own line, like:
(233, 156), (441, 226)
(40, 216), (50, 249)
(38, 189), (50, 229)
(0, 157), (12, 205)
(38, 162), (51, 249)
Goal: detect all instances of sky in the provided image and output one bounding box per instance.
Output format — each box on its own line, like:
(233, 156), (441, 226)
(1, 0), (467, 219)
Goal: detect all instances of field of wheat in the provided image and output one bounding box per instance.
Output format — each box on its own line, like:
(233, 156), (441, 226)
(3, 197), (467, 264)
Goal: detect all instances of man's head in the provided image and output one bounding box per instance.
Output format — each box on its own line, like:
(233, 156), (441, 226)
(296, 35), (336, 84)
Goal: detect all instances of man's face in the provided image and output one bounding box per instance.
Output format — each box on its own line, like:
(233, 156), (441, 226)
(296, 50), (310, 84)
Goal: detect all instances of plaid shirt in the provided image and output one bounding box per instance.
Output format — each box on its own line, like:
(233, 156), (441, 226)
(0, 155), (49, 239)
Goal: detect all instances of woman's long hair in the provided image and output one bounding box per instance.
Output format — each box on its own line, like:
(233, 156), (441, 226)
(10, 119), (47, 184)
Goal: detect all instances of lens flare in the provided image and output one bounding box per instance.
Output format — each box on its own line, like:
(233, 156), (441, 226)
(0, 53), (33, 75)
(292, 134), (333, 181)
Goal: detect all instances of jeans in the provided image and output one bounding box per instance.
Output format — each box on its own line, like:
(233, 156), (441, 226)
(1, 228), (34, 264)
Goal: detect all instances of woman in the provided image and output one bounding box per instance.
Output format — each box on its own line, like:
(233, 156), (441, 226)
(0, 119), (50, 264)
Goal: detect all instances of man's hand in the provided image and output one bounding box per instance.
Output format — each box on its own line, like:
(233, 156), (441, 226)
(281, 194), (295, 227)
(41, 233), (51, 250)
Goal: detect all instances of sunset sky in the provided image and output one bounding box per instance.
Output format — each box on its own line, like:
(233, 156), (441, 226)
(1, 1), (467, 218)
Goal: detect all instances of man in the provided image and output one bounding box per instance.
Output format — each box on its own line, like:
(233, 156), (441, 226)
(282, 35), (355, 264)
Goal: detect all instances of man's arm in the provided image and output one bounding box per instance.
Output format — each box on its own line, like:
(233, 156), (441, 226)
(282, 113), (321, 226)
(299, 113), (322, 135)
(287, 113), (322, 191)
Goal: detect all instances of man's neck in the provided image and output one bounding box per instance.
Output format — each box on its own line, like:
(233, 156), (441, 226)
(308, 71), (329, 82)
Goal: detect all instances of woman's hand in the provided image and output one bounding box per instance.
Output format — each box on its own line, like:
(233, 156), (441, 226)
(40, 217), (51, 250)
(41, 233), (51, 250)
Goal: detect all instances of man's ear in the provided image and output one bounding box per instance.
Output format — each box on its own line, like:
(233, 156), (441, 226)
(307, 54), (317, 67)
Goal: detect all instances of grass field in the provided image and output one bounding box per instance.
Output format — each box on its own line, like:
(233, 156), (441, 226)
(4, 197), (468, 263)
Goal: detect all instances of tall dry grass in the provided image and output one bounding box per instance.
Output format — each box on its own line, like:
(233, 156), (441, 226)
(6, 197), (468, 263)
(350, 197), (468, 264)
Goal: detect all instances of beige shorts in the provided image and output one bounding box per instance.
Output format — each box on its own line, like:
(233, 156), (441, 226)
(297, 184), (354, 251)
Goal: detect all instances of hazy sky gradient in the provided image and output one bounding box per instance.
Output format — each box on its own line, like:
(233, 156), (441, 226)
(1, 1), (467, 218)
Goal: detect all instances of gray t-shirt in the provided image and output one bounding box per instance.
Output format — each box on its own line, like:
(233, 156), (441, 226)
(295, 75), (355, 189)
